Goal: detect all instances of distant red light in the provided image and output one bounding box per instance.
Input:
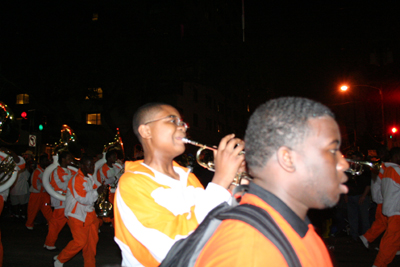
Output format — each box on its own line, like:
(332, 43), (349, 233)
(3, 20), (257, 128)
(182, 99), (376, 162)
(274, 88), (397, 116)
(21, 111), (27, 119)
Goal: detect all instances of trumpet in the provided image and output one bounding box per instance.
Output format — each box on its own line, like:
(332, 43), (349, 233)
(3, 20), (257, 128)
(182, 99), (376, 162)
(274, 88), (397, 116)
(345, 159), (382, 176)
(182, 138), (250, 186)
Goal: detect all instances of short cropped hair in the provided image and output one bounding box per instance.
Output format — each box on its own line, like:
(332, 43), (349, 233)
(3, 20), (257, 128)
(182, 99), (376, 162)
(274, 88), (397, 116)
(245, 97), (334, 171)
(106, 150), (117, 160)
(39, 154), (49, 164)
(80, 155), (93, 165)
(132, 102), (167, 140)
(58, 150), (71, 164)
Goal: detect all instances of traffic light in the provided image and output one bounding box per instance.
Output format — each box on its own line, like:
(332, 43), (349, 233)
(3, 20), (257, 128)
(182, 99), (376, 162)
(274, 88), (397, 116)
(20, 111), (30, 131)
(21, 111), (27, 119)
(390, 127), (398, 139)
(36, 115), (48, 131)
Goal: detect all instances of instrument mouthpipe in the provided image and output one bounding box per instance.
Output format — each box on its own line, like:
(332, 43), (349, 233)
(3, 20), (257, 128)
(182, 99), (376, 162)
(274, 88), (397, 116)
(182, 138), (245, 155)
(182, 138), (217, 151)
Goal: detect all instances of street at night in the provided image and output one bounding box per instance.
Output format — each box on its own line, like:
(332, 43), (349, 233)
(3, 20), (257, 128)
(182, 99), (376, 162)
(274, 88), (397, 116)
(2, 1), (400, 267)
(1, 211), (400, 266)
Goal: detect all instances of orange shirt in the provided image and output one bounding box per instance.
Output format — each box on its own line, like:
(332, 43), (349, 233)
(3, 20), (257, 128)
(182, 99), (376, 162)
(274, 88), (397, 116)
(195, 183), (333, 267)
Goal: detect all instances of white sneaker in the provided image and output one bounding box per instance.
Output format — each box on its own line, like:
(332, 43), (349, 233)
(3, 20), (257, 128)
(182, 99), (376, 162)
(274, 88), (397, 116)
(54, 259), (63, 267)
(44, 244), (57, 250)
(26, 226), (33, 230)
(359, 235), (369, 249)
(374, 247), (400, 255)
(53, 255), (58, 261)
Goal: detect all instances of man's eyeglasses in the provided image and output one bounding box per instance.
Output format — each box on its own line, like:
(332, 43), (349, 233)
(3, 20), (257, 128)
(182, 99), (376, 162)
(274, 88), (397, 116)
(144, 115), (189, 131)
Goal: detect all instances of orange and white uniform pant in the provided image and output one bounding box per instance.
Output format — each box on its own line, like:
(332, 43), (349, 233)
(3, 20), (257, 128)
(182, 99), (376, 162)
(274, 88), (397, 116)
(0, 195), (4, 267)
(363, 204), (387, 243)
(57, 211), (99, 267)
(44, 208), (68, 247)
(374, 215), (400, 267)
(25, 192), (53, 228)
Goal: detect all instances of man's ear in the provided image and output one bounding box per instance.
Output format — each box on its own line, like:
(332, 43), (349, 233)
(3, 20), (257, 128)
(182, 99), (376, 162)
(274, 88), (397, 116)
(138, 125), (151, 140)
(276, 146), (296, 173)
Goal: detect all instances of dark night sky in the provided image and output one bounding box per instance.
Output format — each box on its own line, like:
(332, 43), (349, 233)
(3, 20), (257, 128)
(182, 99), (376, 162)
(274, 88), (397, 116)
(1, 0), (399, 106)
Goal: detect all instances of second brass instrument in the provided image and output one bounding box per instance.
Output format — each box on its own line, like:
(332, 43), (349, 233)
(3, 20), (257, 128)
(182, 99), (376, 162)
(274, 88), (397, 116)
(345, 158), (382, 176)
(182, 138), (250, 186)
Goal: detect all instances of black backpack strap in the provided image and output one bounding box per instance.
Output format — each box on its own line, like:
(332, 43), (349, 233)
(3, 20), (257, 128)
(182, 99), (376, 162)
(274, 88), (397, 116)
(160, 202), (230, 267)
(217, 204), (302, 267)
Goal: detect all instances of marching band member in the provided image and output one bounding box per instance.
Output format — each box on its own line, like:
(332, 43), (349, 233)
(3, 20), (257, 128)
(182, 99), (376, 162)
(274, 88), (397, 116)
(0, 149), (25, 267)
(44, 151), (76, 250)
(25, 154), (52, 230)
(54, 155), (100, 267)
(373, 147), (400, 267)
(114, 103), (244, 267)
(96, 150), (122, 227)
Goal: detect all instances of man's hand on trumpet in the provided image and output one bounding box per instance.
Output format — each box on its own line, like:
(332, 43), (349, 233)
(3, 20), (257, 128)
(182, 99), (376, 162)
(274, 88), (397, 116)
(212, 134), (245, 189)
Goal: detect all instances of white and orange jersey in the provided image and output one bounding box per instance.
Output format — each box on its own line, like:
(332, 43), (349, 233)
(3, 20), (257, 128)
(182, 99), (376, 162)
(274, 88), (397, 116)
(96, 163), (122, 186)
(29, 165), (46, 193)
(114, 160), (232, 267)
(0, 155), (25, 200)
(381, 162), (400, 217)
(371, 162), (386, 204)
(64, 169), (98, 223)
(50, 166), (76, 209)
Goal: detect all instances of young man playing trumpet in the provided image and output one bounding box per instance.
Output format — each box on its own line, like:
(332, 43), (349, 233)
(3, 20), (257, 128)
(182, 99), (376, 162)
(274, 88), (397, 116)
(114, 103), (245, 267)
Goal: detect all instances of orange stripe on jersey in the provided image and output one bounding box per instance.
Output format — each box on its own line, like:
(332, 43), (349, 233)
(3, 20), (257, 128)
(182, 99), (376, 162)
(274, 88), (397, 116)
(119, 163), (201, 238)
(385, 167), (400, 184)
(114, 195), (160, 267)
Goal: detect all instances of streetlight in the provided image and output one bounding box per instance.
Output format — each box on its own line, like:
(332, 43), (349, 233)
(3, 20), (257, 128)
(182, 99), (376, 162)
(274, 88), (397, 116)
(340, 84), (385, 145)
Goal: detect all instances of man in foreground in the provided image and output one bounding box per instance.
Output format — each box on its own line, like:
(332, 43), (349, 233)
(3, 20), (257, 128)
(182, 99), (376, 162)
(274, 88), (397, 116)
(194, 97), (349, 266)
(114, 102), (245, 266)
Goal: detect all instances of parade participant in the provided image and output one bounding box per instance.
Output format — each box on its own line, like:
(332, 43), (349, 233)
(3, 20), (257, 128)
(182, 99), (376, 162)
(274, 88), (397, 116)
(359, 148), (389, 248)
(10, 166), (30, 219)
(96, 150), (121, 185)
(54, 155), (100, 267)
(114, 102), (245, 267)
(25, 154), (52, 230)
(194, 97), (349, 267)
(0, 149), (25, 267)
(43, 151), (75, 250)
(96, 150), (122, 227)
(372, 147), (400, 267)
(345, 151), (371, 241)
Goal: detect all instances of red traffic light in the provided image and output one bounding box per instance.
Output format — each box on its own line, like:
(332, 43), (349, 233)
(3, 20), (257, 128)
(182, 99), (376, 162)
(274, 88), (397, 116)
(392, 127), (398, 134)
(21, 111), (27, 119)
